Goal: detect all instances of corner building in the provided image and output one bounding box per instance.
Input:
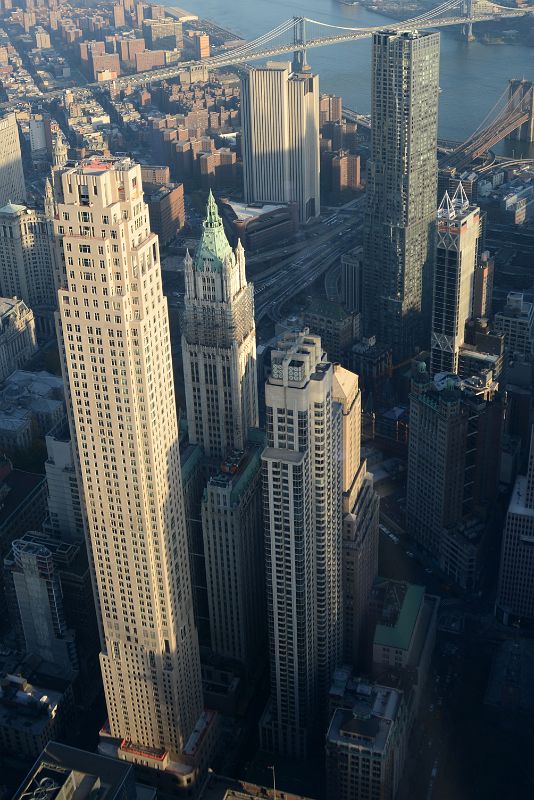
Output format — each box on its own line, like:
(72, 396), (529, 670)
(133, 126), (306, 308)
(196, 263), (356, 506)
(53, 159), (203, 773)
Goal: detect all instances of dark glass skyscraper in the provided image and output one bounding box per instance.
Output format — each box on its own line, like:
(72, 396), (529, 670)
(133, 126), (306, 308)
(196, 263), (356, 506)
(363, 30), (440, 362)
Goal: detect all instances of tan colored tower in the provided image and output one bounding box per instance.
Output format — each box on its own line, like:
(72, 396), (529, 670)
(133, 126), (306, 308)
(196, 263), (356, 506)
(53, 157), (203, 774)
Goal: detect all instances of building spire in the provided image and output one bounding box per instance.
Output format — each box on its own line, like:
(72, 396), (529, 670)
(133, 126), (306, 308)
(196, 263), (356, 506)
(44, 176), (55, 220)
(205, 190), (221, 229)
(438, 190), (455, 220)
(452, 181), (470, 213)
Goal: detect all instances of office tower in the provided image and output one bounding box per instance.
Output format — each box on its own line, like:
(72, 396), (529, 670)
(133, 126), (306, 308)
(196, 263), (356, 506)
(363, 31), (440, 361)
(4, 537), (79, 677)
(53, 157), (204, 774)
(407, 369), (503, 589)
(430, 185), (481, 376)
(493, 291), (534, 360)
(0, 202), (56, 328)
(0, 113), (26, 206)
(259, 331), (342, 758)
(201, 438), (265, 672)
(496, 427), (534, 624)
(241, 63), (320, 223)
(332, 365), (379, 666)
(319, 93), (343, 125)
(43, 419), (84, 543)
(182, 192), (258, 459)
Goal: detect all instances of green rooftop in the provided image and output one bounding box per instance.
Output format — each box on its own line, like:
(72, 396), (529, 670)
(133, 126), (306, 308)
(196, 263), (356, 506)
(306, 298), (351, 322)
(194, 190), (233, 272)
(374, 583), (425, 651)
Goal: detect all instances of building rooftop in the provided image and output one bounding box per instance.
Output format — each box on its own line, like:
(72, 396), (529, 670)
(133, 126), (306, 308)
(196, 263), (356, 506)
(0, 465), (46, 532)
(373, 582), (425, 651)
(0, 202), (27, 215)
(207, 437), (264, 505)
(226, 200), (288, 221)
(326, 681), (401, 754)
(14, 741), (137, 800)
(305, 298), (352, 322)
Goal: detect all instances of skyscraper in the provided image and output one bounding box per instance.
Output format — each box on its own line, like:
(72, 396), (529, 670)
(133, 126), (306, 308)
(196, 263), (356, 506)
(0, 113), (26, 207)
(182, 192), (258, 459)
(430, 185), (481, 376)
(4, 537), (79, 677)
(241, 63), (320, 223)
(259, 331), (342, 758)
(407, 369), (502, 589)
(53, 157), (205, 776)
(363, 30), (440, 361)
(0, 202), (56, 325)
(496, 427), (534, 625)
(332, 365), (379, 667)
(201, 438), (265, 673)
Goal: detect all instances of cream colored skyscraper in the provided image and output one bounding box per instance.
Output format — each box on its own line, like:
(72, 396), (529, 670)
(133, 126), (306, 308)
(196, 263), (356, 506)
(332, 365), (379, 666)
(53, 157), (204, 776)
(241, 64), (320, 223)
(0, 112), (26, 207)
(182, 192), (258, 459)
(259, 330), (342, 758)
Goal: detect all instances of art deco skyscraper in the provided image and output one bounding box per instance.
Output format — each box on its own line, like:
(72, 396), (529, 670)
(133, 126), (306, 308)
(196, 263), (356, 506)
(182, 192), (258, 459)
(241, 63), (320, 223)
(363, 30), (440, 361)
(259, 331), (342, 759)
(431, 185), (481, 376)
(0, 112), (26, 207)
(53, 158), (204, 774)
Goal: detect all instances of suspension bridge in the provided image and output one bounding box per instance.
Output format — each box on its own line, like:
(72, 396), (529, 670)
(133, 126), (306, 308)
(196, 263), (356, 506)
(103, 0), (534, 90)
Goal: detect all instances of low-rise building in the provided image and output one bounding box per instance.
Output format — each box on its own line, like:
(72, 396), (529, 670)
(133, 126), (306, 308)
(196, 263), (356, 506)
(144, 181), (185, 246)
(326, 671), (409, 800)
(220, 200), (297, 252)
(304, 298), (359, 364)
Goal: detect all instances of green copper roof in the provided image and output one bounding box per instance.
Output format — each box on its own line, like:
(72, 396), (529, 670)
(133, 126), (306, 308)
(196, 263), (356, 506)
(374, 584), (425, 651)
(194, 190), (233, 272)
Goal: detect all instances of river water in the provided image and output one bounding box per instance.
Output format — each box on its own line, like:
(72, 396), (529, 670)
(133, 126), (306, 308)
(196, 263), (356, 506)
(163, 0), (534, 155)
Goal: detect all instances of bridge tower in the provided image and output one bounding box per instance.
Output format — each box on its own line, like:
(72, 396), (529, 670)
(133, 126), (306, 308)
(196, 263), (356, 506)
(507, 79), (534, 143)
(292, 16), (307, 73)
(462, 0), (475, 41)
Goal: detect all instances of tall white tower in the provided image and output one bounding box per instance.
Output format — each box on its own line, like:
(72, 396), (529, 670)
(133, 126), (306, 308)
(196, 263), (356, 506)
(53, 157), (204, 774)
(241, 63), (320, 223)
(259, 330), (342, 759)
(182, 192), (258, 459)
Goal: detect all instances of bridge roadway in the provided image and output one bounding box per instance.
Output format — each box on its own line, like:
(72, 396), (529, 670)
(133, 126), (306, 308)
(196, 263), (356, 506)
(101, 8), (531, 90)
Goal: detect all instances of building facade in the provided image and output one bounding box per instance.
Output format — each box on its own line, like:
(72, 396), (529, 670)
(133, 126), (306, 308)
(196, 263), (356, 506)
(496, 427), (534, 624)
(4, 537), (79, 677)
(493, 291), (534, 360)
(53, 157), (204, 775)
(241, 63), (320, 223)
(182, 192), (258, 459)
(332, 364), (379, 667)
(0, 113), (26, 207)
(363, 31), (440, 361)
(201, 440), (265, 673)
(0, 297), (37, 382)
(431, 186), (481, 376)
(259, 331), (342, 758)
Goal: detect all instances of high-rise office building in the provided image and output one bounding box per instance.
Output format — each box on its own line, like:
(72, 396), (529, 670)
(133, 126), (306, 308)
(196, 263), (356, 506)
(4, 537), (79, 677)
(363, 31), (440, 361)
(259, 331), (342, 758)
(496, 427), (534, 625)
(43, 419), (84, 543)
(241, 63), (320, 223)
(0, 113), (26, 207)
(0, 203), (56, 317)
(332, 364), (379, 667)
(493, 291), (534, 360)
(182, 192), (258, 459)
(430, 185), (481, 376)
(407, 369), (502, 589)
(201, 438), (265, 673)
(53, 157), (205, 776)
